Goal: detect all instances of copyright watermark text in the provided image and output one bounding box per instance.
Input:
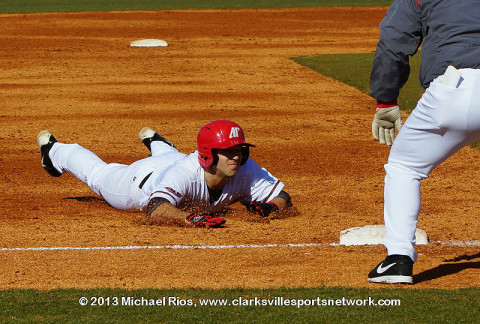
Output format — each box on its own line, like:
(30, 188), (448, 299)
(78, 296), (401, 307)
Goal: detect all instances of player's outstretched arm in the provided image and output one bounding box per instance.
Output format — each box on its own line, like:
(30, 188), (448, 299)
(145, 197), (225, 227)
(269, 196), (299, 219)
(145, 198), (187, 226)
(245, 190), (298, 218)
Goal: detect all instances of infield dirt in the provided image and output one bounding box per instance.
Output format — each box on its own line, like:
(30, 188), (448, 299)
(0, 7), (478, 289)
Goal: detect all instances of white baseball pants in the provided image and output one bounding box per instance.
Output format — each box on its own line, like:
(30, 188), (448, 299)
(49, 140), (180, 210)
(384, 68), (480, 261)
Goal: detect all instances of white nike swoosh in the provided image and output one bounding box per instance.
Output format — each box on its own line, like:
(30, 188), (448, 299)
(377, 262), (396, 274)
(41, 156), (48, 168)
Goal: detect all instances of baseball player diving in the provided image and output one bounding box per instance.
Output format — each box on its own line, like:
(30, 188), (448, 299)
(36, 120), (296, 227)
(369, 0), (480, 284)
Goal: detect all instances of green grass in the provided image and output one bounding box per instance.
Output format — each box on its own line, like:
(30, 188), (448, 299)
(0, 287), (479, 323)
(291, 53), (424, 112)
(0, 0), (393, 14)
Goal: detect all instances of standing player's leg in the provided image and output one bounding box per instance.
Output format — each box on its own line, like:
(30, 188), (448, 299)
(368, 68), (480, 284)
(382, 124), (468, 262)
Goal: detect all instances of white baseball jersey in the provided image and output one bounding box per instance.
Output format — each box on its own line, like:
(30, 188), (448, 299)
(143, 152), (283, 213)
(48, 140), (284, 213)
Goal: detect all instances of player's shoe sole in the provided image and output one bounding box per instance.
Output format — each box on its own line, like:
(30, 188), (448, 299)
(138, 127), (176, 152)
(36, 130), (62, 177)
(368, 254), (413, 284)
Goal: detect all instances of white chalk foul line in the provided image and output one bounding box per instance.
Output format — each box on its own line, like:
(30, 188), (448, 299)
(0, 243), (325, 252)
(433, 240), (480, 246)
(1, 240), (480, 252)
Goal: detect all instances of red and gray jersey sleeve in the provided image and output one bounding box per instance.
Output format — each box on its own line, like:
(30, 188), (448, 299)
(369, 0), (423, 102)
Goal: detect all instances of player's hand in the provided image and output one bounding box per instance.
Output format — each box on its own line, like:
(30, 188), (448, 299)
(245, 202), (279, 217)
(372, 103), (402, 146)
(185, 213), (226, 228)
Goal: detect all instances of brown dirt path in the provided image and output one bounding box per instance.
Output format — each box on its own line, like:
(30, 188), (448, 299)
(0, 8), (478, 290)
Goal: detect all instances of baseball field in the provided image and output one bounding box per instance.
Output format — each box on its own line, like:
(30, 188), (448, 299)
(1, 0), (479, 322)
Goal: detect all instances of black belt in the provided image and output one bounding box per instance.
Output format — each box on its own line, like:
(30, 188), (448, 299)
(138, 171), (153, 189)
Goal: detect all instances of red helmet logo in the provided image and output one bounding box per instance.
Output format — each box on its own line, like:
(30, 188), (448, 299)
(197, 120), (255, 167)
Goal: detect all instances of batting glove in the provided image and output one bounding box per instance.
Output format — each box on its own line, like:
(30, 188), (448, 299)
(372, 101), (402, 146)
(185, 213), (226, 228)
(246, 202), (279, 217)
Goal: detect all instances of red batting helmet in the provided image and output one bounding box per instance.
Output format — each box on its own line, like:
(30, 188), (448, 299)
(197, 120), (255, 168)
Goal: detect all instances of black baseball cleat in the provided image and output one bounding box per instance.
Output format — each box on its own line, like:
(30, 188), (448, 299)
(368, 254), (413, 284)
(36, 130), (62, 177)
(138, 127), (176, 152)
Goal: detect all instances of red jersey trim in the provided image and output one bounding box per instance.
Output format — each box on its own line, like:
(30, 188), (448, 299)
(263, 180), (281, 203)
(149, 190), (177, 203)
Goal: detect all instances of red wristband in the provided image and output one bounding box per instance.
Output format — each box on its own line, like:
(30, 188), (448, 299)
(375, 100), (397, 112)
(376, 100), (397, 108)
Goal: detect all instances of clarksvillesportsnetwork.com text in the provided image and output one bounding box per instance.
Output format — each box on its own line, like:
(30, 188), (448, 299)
(79, 296), (401, 307)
